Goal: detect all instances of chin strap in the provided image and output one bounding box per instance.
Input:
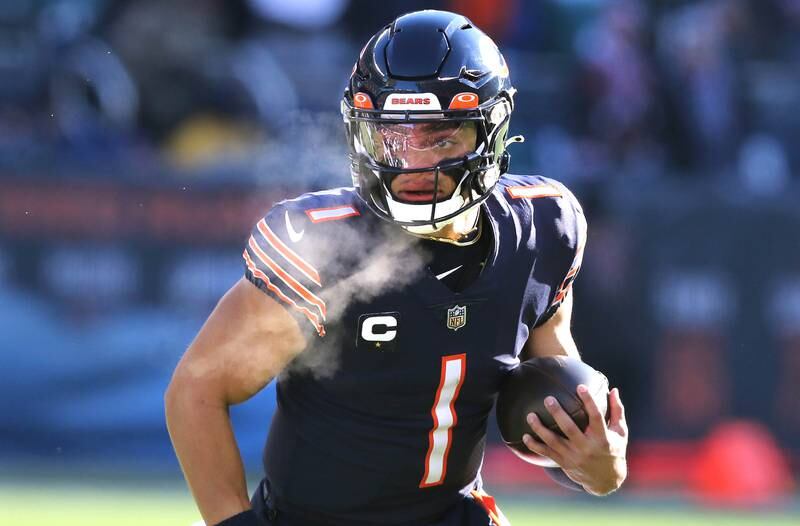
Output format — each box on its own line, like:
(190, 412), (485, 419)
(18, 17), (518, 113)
(403, 205), (482, 245)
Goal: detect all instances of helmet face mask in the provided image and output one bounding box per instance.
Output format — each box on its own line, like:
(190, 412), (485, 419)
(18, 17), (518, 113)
(341, 10), (516, 233)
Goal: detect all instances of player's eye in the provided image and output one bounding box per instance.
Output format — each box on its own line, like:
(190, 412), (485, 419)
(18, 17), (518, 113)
(434, 138), (457, 148)
(417, 137), (456, 150)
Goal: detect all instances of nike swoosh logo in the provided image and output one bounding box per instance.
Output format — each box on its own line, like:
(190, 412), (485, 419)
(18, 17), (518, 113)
(285, 211), (304, 242)
(435, 265), (463, 280)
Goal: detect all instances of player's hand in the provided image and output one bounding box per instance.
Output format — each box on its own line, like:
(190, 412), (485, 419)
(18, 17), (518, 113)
(522, 386), (628, 496)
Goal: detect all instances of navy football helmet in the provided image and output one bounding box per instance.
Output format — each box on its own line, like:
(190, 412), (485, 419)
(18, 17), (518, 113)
(342, 10), (519, 234)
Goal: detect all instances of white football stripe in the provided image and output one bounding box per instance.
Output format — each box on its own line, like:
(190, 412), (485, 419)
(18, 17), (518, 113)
(421, 355), (466, 487)
(307, 206), (358, 222)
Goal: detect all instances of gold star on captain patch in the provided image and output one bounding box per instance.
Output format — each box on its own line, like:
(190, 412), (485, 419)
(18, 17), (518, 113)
(375, 342), (382, 348)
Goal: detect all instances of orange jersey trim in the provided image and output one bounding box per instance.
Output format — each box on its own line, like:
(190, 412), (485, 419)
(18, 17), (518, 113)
(248, 236), (327, 320)
(256, 219), (321, 286)
(552, 264), (581, 306)
(553, 287), (568, 305)
(305, 205), (360, 223)
(565, 265), (580, 280)
(470, 490), (510, 526)
(243, 250), (325, 336)
(506, 184), (562, 199)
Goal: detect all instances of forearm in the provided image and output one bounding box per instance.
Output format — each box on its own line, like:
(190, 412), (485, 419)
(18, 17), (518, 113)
(165, 385), (251, 525)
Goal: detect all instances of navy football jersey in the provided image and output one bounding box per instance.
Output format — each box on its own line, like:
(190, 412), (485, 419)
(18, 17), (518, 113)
(242, 174), (586, 525)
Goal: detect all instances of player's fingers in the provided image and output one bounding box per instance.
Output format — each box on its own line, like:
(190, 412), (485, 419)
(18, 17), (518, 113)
(522, 433), (563, 465)
(526, 412), (570, 456)
(542, 396), (588, 445)
(608, 387), (628, 436)
(577, 384), (606, 431)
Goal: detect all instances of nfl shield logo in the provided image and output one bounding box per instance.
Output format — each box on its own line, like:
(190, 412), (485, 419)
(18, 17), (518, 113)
(446, 305), (467, 331)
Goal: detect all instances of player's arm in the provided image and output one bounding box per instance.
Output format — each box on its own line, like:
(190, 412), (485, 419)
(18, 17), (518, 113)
(165, 277), (306, 525)
(521, 290), (628, 496)
(522, 288), (579, 360)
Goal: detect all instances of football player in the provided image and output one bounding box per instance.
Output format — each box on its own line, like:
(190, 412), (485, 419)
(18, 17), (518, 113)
(166, 10), (628, 526)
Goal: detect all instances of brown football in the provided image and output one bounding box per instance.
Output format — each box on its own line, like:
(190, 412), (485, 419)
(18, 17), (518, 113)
(496, 356), (609, 465)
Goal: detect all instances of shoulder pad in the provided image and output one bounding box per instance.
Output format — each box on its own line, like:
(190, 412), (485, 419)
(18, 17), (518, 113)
(241, 188), (361, 337)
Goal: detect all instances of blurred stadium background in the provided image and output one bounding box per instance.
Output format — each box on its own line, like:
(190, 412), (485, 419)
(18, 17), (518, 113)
(1, 0), (799, 524)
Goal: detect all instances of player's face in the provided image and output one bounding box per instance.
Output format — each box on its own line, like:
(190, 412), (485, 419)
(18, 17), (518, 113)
(374, 122), (478, 203)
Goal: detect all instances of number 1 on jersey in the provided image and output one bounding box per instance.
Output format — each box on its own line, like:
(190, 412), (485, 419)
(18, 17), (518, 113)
(420, 354), (466, 488)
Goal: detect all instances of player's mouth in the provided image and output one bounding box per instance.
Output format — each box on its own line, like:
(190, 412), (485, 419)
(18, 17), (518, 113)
(395, 189), (444, 202)
(393, 177), (455, 202)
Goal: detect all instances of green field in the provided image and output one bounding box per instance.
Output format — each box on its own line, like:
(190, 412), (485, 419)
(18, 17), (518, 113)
(1, 484), (798, 526)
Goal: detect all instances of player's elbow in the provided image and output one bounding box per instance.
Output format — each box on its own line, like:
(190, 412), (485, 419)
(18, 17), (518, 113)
(164, 367), (192, 426)
(164, 356), (226, 424)
(164, 369), (189, 416)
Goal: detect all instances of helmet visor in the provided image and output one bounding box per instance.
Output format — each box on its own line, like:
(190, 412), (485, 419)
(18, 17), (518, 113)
(355, 120), (479, 170)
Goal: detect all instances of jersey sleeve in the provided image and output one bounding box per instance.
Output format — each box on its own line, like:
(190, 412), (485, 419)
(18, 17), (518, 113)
(242, 203), (327, 337)
(533, 181), (587, 327)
